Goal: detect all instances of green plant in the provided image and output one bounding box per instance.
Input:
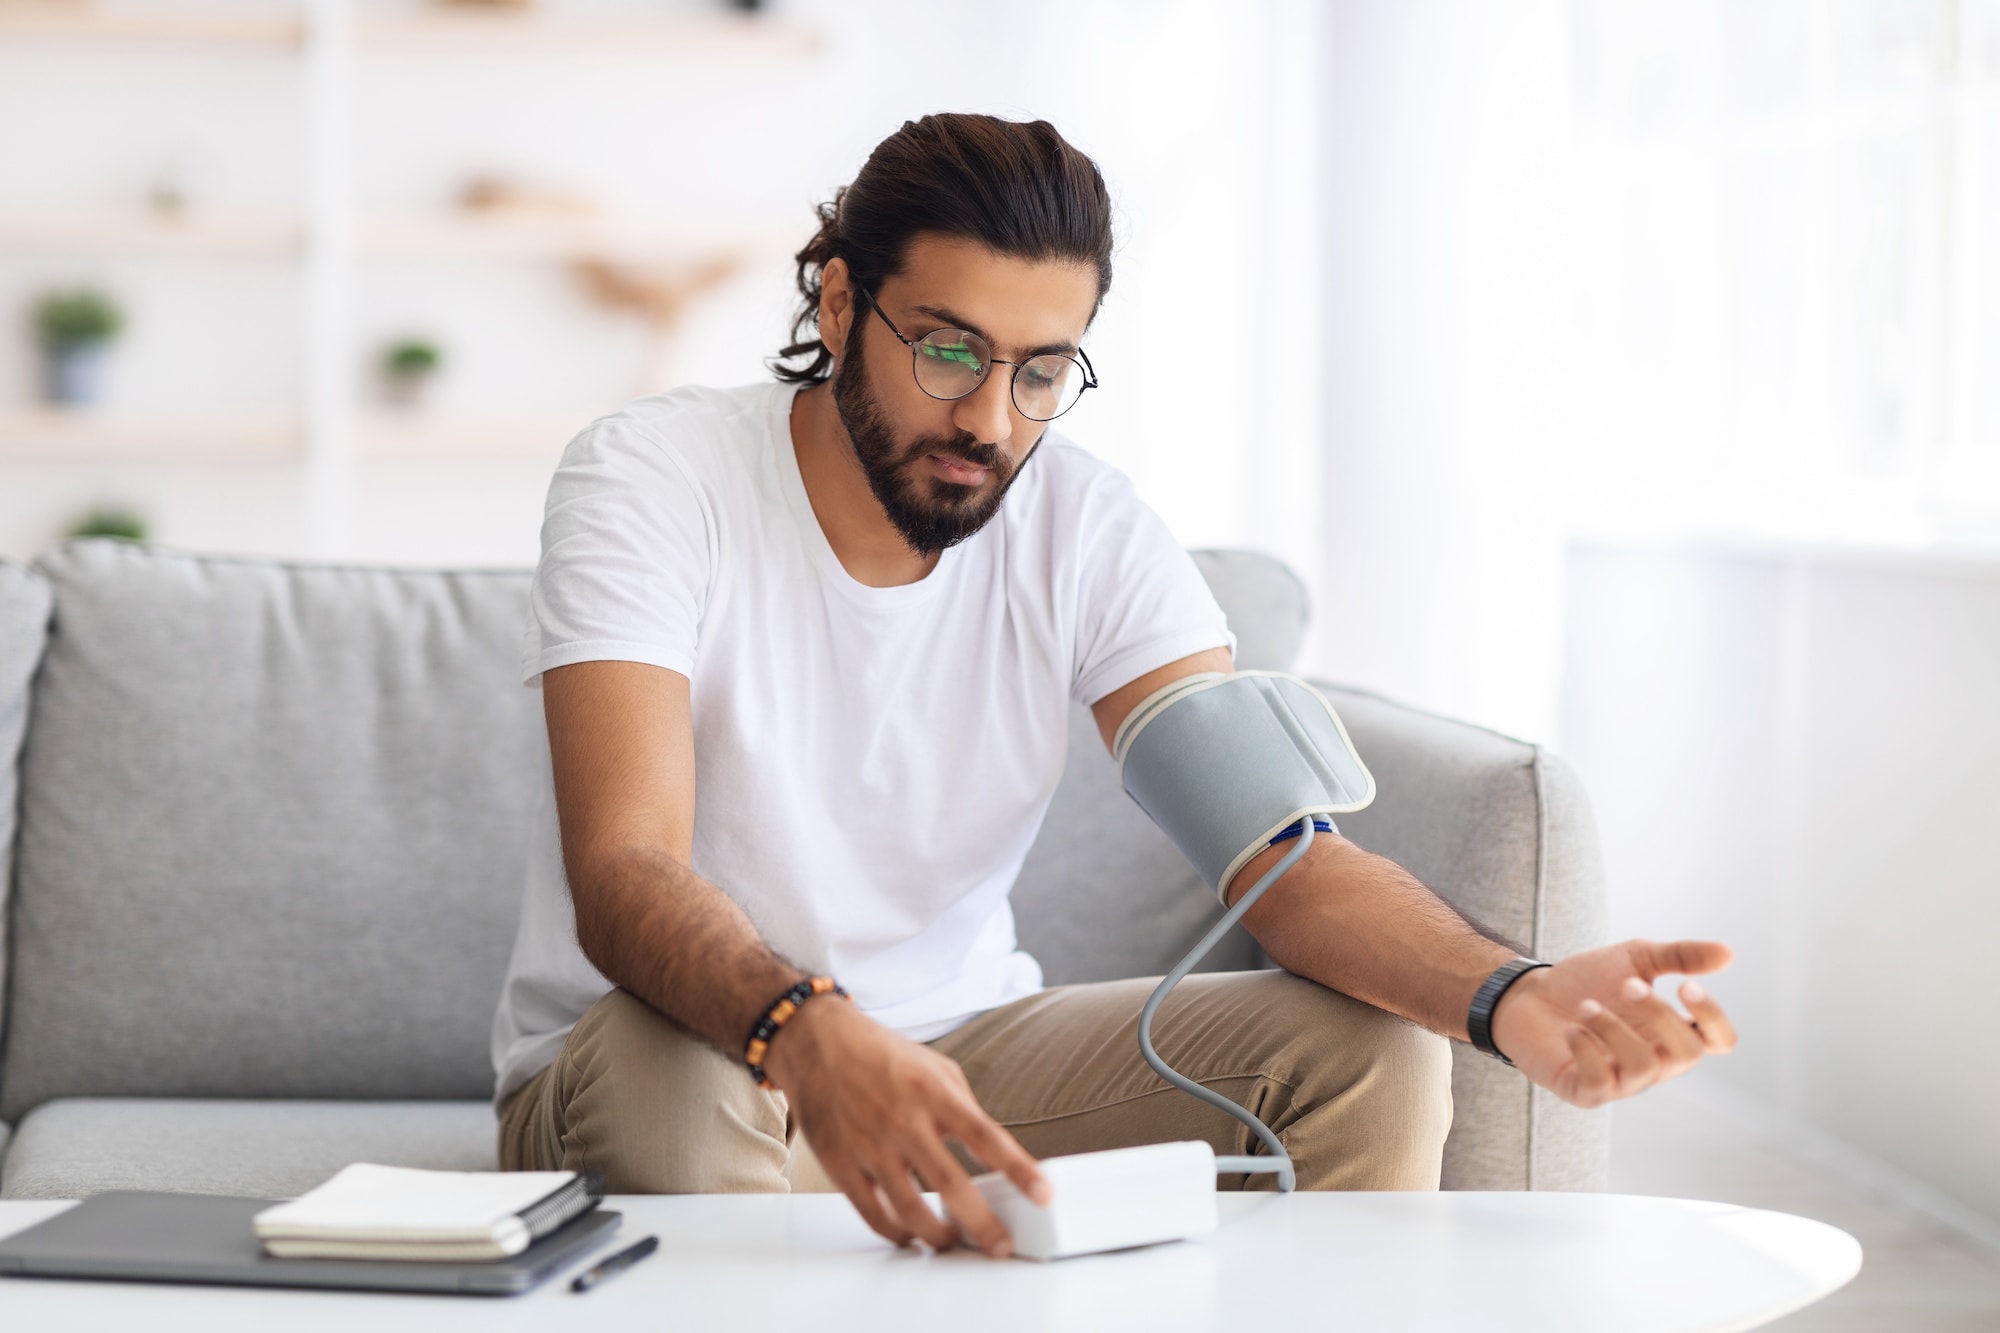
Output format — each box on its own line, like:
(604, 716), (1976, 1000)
(33, 288), (124, 348)
(68, 507), (148, 542)
(383, 338), (442, 378)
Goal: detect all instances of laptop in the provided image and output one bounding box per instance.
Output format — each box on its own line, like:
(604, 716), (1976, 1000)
(0, 1192), (623, 1297)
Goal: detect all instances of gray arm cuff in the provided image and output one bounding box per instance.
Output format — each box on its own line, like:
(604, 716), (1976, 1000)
(1115, 672), (1376, 903)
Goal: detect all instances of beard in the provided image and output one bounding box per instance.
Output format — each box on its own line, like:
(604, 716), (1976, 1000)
(831, 333), (1033, 558)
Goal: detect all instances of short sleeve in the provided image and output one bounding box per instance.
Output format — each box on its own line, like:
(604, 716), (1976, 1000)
(1069, 470), (1235, 707)
(522, 416), (713, 686)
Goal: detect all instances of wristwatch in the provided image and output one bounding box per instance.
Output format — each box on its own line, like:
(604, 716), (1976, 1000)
(1467, 957), (1550, 1066)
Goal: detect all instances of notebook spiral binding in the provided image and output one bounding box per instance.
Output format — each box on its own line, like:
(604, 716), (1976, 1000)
(517, 1172), (606, 1242)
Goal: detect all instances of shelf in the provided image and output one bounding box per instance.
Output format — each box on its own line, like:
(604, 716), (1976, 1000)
(357, 212), (789, 261)
(0, 212), (302, 256)
(0, 211), (789, 261)
(0, 407), (596, 462)
(0, 6), (302, 48)
(0, 7), (817, 57)
(353, 410), (587, 460)
(0, 408), (300, 460)
(354, 11), (818, 57)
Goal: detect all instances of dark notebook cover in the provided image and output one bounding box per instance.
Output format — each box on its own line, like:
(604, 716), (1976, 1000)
(0, 1192), (622, 1297)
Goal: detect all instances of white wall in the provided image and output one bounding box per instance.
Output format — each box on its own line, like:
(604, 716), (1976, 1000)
(1562, 538), (2000, 1228)
(1314, 0), (1573, 740)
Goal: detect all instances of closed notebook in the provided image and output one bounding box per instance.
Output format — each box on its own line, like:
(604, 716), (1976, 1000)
(252, 1164), (605, 1261)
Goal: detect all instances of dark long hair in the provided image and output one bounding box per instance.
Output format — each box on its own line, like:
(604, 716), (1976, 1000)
(771, 113), (1115, 384)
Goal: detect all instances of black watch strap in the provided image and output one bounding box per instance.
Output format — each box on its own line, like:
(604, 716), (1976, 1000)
(1467, 957), (1550, 1066)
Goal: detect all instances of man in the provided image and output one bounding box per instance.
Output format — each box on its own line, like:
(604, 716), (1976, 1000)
(492, 113), (1736, 1259)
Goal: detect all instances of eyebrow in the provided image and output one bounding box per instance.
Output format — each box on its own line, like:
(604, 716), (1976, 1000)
(911, 304), (1081, 359)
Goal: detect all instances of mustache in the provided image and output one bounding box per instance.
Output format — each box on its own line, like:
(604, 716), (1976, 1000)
(909, 436), (1006, 471)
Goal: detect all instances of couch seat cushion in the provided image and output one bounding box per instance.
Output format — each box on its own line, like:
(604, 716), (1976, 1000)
(1, 1099), (497, 1200)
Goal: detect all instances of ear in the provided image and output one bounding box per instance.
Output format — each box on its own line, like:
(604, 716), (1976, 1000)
(819, 257), (857, 363)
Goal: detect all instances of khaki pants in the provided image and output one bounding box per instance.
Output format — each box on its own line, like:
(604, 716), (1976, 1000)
(499, 970), (1453, 1194)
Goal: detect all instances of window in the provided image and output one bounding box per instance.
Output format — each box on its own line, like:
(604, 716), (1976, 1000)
(1570, 0), (2000, 537)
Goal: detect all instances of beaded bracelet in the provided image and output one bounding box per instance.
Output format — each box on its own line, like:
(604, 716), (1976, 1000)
(744, 976), (850, 1088)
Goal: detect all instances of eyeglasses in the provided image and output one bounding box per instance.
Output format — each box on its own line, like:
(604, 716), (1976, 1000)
(857, 286), (1098, 423)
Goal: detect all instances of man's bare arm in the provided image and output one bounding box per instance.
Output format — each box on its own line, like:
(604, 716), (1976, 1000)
(543, 660), (1047, 1254)
(543, 660), (803, 1052)
(1090, 652), (1737, 1108)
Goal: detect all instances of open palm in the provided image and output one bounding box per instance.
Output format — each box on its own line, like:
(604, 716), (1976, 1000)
(1489, 938), (1737, 1108)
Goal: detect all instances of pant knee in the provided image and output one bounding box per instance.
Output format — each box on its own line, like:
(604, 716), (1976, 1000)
(1283, 988), (1454, 1191)
(557, 989), (793, 1194)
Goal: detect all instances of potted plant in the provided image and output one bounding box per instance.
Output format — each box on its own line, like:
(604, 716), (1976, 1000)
(68, 506), (149, 543)
(380, 337), (443, 408)
(33, 287), (125, 407)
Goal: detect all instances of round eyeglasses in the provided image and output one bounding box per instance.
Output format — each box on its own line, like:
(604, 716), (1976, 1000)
(857, 286), (1098, 423)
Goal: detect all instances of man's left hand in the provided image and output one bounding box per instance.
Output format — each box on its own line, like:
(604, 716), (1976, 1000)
(1488, 939), (1737, 1108)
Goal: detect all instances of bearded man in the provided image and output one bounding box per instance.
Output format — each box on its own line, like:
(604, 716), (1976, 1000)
(491, 113), (1736, 1258)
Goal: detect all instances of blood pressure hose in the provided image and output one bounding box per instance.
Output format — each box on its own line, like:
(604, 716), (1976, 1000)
(1135, 814), (1314, 1193)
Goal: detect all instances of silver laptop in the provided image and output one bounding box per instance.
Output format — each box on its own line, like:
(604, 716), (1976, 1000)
(0, 1191), (623, 1297)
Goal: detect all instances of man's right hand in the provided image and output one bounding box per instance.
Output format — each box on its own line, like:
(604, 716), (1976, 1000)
(762, 997), (1052, 1258)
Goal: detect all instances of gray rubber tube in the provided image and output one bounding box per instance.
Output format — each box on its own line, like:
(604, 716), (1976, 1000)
(1136, 815), (1314, 1193)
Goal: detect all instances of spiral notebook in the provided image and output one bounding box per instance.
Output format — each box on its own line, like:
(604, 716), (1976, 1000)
(253, 1164), (605, 1261)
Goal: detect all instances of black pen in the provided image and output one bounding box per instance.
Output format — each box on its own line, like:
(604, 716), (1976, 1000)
(570, 1235), (659, 1293)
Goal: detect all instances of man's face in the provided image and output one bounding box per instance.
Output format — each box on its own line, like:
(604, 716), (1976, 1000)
(831, 235), (1099, 556)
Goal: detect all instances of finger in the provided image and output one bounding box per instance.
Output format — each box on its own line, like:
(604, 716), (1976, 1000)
(1680, 979), (1738, 1054)
(1563, 1024), (1616, 1109)
(908, 1136), (1013, 1259)
(822, 1157), (914, 1248)
(1616, 977), (1708, 1067)
(1580, 998), (1660, 1093)
(1628, 939), (1734, 981)
(870, 1158), (959, 1253)
(943, 1104), (1051, 1207)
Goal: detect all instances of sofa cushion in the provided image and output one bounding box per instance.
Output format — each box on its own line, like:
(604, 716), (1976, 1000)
(1012, 549), (1308, 984)
(1, 542), (543, 1121)
(0, 559), (53, 1070)
(0, 1099), (496, 1200)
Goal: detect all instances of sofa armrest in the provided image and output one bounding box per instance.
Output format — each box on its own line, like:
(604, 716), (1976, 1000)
(0, 559), (55, 1119)
(1316, 683), (1610, 1191)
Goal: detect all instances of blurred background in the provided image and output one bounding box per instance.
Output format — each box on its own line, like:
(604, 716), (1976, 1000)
(3, 0), (1997, 1322)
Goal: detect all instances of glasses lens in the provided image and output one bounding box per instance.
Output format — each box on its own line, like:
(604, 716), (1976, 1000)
(912, 330), (989, 400)
(1013, 355), (1086, 421)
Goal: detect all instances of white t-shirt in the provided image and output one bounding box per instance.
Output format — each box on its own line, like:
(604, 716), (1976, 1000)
(490, 381), (1233, 1105)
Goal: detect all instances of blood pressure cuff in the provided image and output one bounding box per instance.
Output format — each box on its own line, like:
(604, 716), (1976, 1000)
(1113, 672), (1376, 903)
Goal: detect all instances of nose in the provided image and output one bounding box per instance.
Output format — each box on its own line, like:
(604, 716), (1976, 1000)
(951, 365), (1015, 448)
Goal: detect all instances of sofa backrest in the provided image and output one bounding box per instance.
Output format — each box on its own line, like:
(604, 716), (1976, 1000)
(0, 542), (1310, 1119)
(0, 559), (53, 1072)
(0, 543), (544, 1120)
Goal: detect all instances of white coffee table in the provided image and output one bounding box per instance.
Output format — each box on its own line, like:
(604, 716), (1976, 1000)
(0, 1191), (1859, 1332)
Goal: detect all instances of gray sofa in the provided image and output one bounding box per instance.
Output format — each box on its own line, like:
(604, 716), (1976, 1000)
(0, 539), (1609, 1200)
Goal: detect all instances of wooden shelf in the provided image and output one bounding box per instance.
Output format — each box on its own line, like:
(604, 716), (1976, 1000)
(0, 212), (302, 256)
(0, 408), (300, 460)
(0, 211), (789, 262)
(0, 407), (600, 462)
(355, 11), (818, 57)
(353, 410), (588, 461)
(357, 212), (788, 261)
(0, 7), (818, 57)
(0, 6), (302, 48)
